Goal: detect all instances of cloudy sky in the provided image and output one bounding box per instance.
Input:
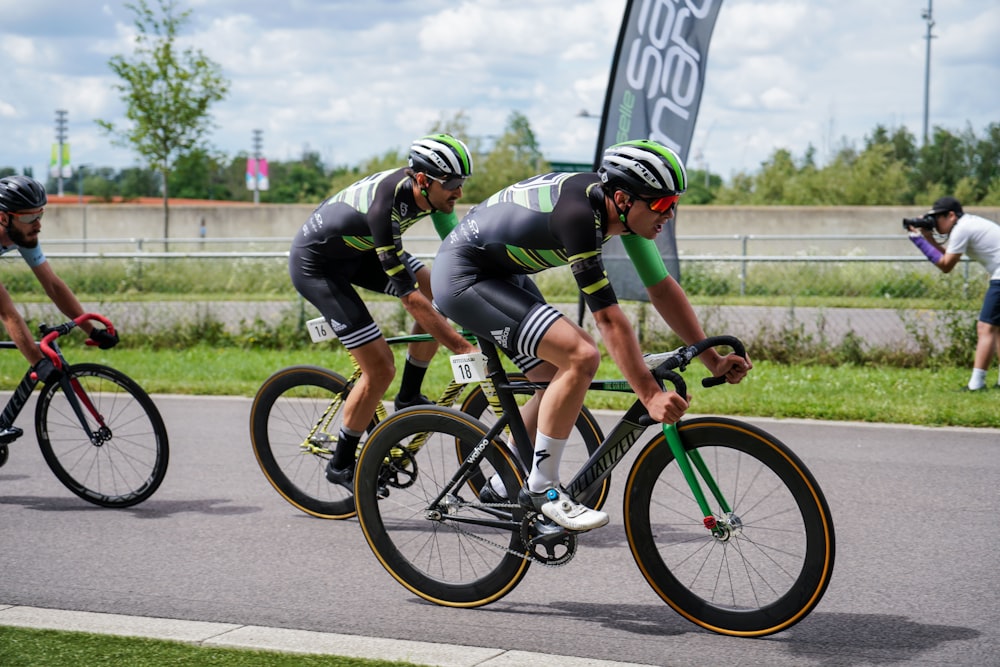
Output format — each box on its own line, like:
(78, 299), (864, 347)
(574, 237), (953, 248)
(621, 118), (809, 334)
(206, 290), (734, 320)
(2, 0), (997, 185)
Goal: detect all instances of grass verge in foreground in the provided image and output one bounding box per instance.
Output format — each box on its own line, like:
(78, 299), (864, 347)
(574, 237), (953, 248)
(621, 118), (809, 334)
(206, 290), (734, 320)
(1, 343), (995, 428)
(0, 626), (424, 667)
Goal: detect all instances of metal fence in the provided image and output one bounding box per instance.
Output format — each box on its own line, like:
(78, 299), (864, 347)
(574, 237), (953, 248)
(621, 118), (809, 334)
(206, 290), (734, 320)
(7, 234), (988, 357)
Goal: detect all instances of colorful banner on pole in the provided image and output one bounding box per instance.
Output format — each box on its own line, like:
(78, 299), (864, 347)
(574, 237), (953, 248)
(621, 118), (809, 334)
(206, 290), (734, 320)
(595, 0), (723, 293)
(49, 144), (72, 178)
(245, 158), (270, 191)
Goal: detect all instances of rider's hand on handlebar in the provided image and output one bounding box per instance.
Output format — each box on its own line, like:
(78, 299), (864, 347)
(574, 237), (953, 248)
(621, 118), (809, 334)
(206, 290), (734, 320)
(31, 357), (63, 385)
(89, 328), (120, 350)
(646, 390), (690, 424)
(709, 352), (752, 384)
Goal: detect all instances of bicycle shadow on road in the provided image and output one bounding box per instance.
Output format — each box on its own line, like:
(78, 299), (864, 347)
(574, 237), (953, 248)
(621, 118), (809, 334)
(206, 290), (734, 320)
(776, 612), (981, 665)
(484, 601), (980, 664)
(0, 494), (262, 518)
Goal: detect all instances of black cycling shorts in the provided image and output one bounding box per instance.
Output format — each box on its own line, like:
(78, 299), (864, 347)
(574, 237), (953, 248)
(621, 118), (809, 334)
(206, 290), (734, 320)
(980, 280), (1000, 326)
(431, 248), (559, 372)
(290, 247), (424, 349)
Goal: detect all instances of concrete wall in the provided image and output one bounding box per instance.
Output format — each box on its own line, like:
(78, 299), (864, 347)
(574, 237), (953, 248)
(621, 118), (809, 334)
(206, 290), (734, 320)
(39, 203), (1000, 257)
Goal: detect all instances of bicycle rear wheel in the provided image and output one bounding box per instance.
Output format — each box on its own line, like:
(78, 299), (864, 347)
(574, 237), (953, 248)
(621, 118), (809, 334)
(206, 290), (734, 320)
(35, 363), (168, 508)
(355, 406), (530, 607)
(624, 417), (835, 637)
(250, 365), (369, 519)
(460, 376), (610, 510)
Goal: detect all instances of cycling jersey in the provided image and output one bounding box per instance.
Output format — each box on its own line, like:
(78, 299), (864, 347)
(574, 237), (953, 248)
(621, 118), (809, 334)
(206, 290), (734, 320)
(0, 241), (46, 268)
(289, 167), (458, 348)
(432, 172), (670, 364)
(437, 172), (668, 312)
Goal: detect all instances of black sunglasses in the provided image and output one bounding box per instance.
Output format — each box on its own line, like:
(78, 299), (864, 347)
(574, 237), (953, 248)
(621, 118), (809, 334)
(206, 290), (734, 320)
(427, 174), (467, 191)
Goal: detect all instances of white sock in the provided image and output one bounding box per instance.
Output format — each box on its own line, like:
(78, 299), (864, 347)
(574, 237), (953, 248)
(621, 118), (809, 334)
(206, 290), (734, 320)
(527, 432), (567, 493)
(969, 368), (987, 390)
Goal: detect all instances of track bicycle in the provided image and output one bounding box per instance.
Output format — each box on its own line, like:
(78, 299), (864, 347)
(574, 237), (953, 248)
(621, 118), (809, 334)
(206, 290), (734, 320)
(249, 321), (607, 520)
(0, 313), (169, 508)
(353, 335), (835, 637)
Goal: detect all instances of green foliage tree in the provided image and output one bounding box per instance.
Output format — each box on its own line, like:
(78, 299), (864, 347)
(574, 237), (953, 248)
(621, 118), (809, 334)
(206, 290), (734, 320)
(97, 0), (229, 240)
(327, 149), (405, 196)
(712, 122), (999, 207)
(117, 166), (160, 200)
(463, 111), (548, 202)
(168, 148), (232, 200)
(263, 151), (331, 203)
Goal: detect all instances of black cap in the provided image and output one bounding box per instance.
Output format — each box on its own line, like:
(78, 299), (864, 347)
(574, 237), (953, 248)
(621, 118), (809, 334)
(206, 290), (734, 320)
(926, 196), (963, 217)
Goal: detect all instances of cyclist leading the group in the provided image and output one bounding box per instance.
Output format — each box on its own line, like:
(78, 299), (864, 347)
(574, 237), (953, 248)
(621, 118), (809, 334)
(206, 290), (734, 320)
(431, 140), (752, 531)
(0, 176), (119, 393)
(288, 134), (478, 490)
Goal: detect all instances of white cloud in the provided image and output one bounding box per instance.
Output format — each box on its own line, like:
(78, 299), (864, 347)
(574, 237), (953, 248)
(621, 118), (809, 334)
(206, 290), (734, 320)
(1, 0), (996, 184)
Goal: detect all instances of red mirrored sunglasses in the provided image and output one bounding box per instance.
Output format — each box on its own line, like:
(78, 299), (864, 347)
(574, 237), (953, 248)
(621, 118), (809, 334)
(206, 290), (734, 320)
(636, 194), (679, 213)
(8, 210), (44, 225)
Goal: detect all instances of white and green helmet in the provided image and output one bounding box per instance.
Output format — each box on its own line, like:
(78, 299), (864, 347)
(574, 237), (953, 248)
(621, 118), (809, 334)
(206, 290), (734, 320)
(408, 134), (473, 178)
(598, 140), (687, 199)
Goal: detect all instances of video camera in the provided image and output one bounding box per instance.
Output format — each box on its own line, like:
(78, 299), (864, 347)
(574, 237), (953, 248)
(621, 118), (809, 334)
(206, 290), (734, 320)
(902, 214), (936, 230)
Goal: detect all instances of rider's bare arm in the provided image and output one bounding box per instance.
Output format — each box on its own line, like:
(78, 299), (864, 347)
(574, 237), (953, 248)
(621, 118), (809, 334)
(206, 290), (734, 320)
(399, 290), (476, 355)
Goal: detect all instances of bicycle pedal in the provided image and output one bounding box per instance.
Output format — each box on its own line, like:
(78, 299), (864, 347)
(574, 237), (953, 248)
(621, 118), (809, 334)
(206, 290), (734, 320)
(0, 425), (23, 445)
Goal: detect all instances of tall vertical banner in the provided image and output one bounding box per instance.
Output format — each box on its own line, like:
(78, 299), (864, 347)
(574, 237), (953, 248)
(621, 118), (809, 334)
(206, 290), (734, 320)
(49, 144), (72, 178)
(246, 158), (257, 190)
(256, 158), (270, 191)
(596, 0), (722, 295)
(246, 158), (270, 191)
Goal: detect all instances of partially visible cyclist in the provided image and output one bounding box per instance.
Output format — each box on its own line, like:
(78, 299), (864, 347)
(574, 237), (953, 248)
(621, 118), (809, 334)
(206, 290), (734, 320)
(0, 175), (119, 421)
(432, 140), (751, 531)
(288, 134), (478, 490)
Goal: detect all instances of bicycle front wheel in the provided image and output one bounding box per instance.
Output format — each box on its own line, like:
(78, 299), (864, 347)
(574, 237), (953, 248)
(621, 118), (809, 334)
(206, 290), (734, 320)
(355, 406), (529, 607)
(624, 417), (835, 637)
(35, 363), (168, 508)
(250, 365), (367, 519)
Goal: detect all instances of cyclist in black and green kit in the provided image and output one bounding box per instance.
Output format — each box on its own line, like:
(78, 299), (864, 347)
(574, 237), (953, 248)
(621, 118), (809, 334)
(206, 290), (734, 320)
(431, 140), (751, 531)
(289, 134), (478, 490)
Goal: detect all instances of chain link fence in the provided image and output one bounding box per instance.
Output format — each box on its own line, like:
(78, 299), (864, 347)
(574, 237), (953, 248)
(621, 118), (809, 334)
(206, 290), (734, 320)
(5, 233), (987, 365)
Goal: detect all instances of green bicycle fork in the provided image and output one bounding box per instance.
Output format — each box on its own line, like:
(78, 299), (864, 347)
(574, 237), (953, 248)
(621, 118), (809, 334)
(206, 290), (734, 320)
(662, 422), (732, 535)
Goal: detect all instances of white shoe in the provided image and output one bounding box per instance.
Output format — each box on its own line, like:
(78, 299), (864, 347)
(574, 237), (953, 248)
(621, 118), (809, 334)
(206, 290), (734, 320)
(518, 485), (608, 532)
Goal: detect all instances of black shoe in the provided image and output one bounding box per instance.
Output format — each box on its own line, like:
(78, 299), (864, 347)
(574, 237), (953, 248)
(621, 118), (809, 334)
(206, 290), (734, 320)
(393, 393), (435, 411)
(478, 481), (508, 504)
(960, 385), (988, 392)
(325, 460), (354, 492)
(0, 425), (23, 445)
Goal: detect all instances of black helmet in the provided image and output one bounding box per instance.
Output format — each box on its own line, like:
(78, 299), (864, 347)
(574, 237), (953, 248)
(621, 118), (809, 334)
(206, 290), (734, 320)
(408, 134), (473, 179)
(598, 140), (687, 199)
(0, 175), (47, 212)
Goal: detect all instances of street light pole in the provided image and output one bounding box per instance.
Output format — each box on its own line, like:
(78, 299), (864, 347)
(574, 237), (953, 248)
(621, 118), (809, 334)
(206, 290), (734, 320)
(55, 109), (68, 196)
(921, 0), (935, 146)
(252, 129), (263, 205)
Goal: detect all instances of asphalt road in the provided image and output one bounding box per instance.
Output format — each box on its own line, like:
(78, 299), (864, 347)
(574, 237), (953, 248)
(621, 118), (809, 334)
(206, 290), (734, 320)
(2, 394), (999, 667)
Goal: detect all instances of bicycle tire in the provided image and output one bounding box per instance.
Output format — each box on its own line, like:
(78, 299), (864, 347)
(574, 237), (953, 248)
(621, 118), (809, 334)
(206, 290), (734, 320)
(460, 376), (610, 510)
(355, 406), (530, 607)
(250, 365), (371, 519)
(35, 363), (169, 508)
(624, 417), (835, 637)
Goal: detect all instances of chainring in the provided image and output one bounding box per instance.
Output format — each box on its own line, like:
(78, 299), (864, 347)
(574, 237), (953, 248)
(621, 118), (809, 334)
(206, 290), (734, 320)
(520, 511), (576, 566)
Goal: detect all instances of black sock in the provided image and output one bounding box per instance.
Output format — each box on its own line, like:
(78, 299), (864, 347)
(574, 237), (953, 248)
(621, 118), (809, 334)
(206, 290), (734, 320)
(397, 356), (429, 402)
(332, 428), (362, 469)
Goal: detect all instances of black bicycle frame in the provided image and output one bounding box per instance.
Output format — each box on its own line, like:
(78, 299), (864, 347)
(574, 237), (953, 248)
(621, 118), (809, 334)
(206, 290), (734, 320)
(0, 340), (106, 445)
(0, 341), (40, 432)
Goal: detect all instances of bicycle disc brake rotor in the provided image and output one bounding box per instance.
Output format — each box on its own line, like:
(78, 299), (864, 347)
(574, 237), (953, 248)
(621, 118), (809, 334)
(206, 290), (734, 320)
(520, 511), (576, 566)
(380, 447), (418, 490)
